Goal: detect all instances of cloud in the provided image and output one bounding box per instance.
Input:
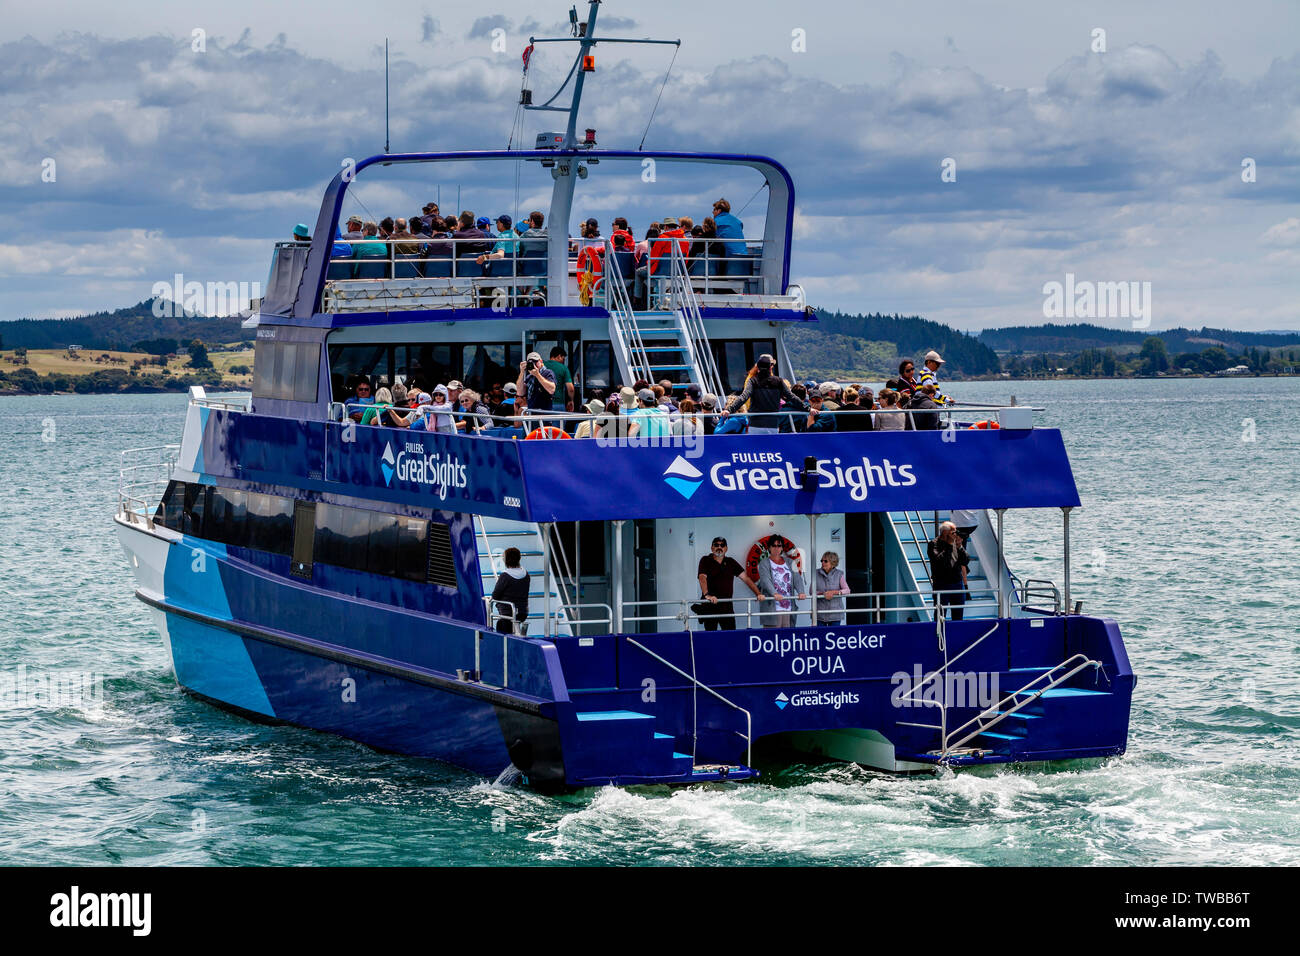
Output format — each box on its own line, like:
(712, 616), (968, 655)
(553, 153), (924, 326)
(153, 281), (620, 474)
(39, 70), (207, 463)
(421, 16), (440, 43)
(468, 15), (511, 40)
(0, 27), (1295, 332)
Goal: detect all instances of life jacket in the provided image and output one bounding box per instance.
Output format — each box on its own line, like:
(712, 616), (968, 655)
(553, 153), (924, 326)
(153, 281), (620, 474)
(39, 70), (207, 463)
(968, 420), (1000, 429)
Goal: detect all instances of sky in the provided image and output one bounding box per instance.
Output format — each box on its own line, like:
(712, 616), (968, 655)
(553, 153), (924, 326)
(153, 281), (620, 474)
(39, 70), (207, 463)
(2, 0), (1297, 332)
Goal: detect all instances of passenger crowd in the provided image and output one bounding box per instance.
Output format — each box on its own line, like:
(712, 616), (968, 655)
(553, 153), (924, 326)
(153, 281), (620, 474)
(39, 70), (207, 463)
(297, 197), (753, 308)
(341, 346), (957, 436)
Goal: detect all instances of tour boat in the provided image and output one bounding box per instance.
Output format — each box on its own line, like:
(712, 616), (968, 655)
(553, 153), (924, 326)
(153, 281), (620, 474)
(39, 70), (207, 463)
(114, 2), (1133, 788)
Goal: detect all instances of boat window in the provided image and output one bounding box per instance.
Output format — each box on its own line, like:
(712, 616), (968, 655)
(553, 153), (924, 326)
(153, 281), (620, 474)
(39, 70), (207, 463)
(711, 338), (778, 394)
(328, 343), (389, 401)
(314, 503), (370, 570)
(313, 502), (455, 588)
(463, 343), (522, 393)
(245, 492), (294, 556)
(254, 341), (321, 403)
(582, 341), (613, 394)
(209, 487), (248, 547)
(396, 516), (431, 584)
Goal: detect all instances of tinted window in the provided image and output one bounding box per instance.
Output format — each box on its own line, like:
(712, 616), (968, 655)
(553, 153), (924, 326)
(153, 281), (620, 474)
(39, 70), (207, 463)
(209, 487), (248, 547)
(314, 503), (370, 570)
(583, 341), (612, 393)
(253, 341), (276, 398)
(367, 512), (399, 578)
(246, 492), (294, 556)
(254, 340), (320, 403)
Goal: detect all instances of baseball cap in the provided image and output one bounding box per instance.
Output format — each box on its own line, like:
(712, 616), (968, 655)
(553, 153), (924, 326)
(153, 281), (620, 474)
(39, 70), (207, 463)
(476, 217), (491, 229)
(802, 379), (818, 390)
(925, 350), (945, 364)
(496, 214), (512, 228)
(820, 381), (840, 393)
(685, 384), (702, 399)
(756, 353), (774, 369)
(503, 382), (518, 395)
(807, 387), (823, 399)
(526, 351), (543, 363)
(447, 380), (463, 390)
(417, 392), (432, 405)
(637, 388), (655, 403)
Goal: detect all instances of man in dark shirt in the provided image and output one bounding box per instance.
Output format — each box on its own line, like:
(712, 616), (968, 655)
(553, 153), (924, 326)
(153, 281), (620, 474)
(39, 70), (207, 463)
(696, 536), (761, 631)
(517, 351), (557, 415)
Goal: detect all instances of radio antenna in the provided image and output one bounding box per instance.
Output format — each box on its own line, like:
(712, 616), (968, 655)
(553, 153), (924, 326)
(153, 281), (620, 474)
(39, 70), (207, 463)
(384, 38), (391, 153)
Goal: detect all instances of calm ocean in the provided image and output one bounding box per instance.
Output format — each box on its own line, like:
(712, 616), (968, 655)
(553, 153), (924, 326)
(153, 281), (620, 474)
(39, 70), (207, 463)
(1, 377), (1296, 865)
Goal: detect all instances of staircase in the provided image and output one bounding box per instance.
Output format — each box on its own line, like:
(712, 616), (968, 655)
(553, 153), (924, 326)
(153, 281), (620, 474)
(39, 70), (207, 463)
(563, 709), (758, 786)
(476, 515), (575, 636)
(603, 239), (725, 398)
(893, 654), (1114, 766)
(886, 510), (997, 621)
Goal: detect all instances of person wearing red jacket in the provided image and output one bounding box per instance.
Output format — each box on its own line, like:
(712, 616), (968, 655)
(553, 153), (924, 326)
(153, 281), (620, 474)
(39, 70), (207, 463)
(649, 216), (690, 275)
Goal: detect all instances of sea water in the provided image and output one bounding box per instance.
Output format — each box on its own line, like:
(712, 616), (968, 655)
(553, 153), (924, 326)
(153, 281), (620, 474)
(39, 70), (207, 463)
(0, 378), (1296, 865)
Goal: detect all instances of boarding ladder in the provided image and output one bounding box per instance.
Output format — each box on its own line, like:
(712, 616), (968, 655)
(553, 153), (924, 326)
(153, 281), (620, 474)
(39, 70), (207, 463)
(603, 239), (725, 398)
(885, 510), (997, 621)
(475, 515), (577, 636)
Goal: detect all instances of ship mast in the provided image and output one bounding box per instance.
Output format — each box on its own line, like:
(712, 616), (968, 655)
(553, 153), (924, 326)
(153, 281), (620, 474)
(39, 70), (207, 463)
(522, 1), (680, 304)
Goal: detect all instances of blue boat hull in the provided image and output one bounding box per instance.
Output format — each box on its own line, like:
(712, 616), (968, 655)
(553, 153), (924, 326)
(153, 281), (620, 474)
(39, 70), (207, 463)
(118, 514), (1133, 788)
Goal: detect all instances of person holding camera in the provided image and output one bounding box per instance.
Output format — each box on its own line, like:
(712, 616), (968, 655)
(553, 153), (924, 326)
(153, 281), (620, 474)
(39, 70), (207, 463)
(516, 350), (558, 415)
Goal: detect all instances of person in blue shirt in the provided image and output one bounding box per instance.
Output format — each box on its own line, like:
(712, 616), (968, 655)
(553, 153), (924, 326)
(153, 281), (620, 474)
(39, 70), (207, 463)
(476, 215), (518, 268)
(711, 198), (747, 273)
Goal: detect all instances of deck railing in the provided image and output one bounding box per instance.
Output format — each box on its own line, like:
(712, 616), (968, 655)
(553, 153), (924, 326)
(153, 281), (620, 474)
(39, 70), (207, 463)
(117, 445), (181, 529)
(317, 235), (780, 311)
(327, 402), (1039, 436)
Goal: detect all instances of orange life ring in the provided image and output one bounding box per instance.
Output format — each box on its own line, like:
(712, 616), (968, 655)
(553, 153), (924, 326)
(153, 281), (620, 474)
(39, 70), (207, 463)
(746, 533), (802, 580)
(968, 420), (1000, 429)
(525, 425), (571, 441)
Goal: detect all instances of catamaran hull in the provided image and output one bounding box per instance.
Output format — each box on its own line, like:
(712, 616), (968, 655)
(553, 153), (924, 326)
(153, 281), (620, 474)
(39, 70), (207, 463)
(116, 514), (1133, 788)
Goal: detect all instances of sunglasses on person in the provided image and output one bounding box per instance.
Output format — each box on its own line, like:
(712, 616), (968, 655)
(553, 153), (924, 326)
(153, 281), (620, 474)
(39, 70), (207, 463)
(357, 386), (371, 392)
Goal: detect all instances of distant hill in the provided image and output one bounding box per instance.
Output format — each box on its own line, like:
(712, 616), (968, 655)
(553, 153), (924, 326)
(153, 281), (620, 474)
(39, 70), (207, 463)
(0, 299), (252, 351)
(788, 311), (1002, 380)
(979, 323), (1300, 355)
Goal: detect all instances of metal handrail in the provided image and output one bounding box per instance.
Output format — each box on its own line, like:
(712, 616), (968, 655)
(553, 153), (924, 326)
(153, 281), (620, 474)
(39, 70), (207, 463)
(601, 239), (655, 384)
(625, 636), (752, 767)
(329, 403), (1037, 435)
(1017, 578), (1062, 614)
(618, 585), (1005, 629)
(117, 445), (180, 527)
(894, 621), (1001, 707)
(480, 595), (614, 631)
(942, 653), (1102, 756)
(666, 241), (725, 399)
